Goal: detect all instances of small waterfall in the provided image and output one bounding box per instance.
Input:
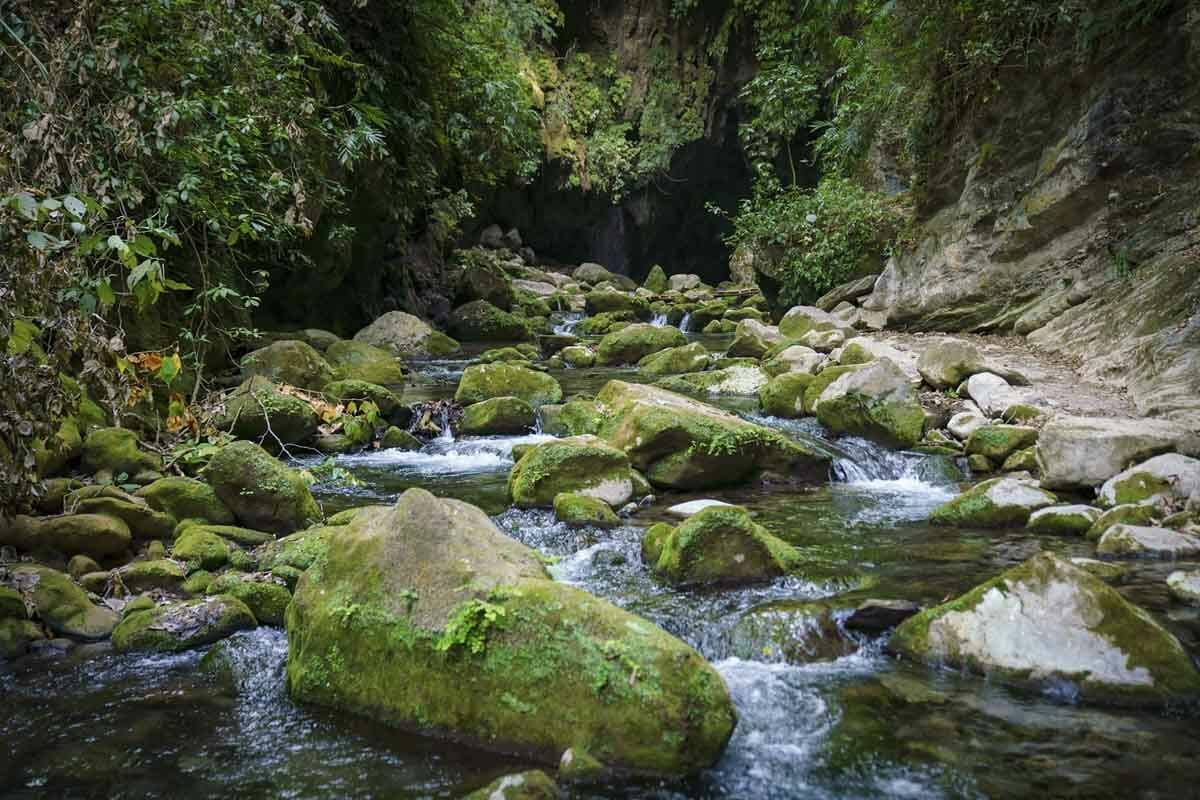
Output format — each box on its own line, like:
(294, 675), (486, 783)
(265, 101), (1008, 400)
(679, 312), (692, 332)
(437, 407), (454, 442)
(649, 312), (668, 327)
(828, 436), (961, 486)
(552, 312), (583, 335)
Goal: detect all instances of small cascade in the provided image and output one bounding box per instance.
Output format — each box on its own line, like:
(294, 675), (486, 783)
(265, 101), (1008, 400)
(828, 436), (961, 486)
(437, 407), (454, 442)
(679, 312), (692, 332)
(552, 311), (584, 335)
(649, 312), (669, 327)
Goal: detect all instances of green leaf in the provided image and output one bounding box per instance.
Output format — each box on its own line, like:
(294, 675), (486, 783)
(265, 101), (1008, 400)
(162, 278), (192, 291)
(12, 192), (38, 221)
(41, 197), (62, 212)
(96, 280), (117, 307)
(26, 231), (53, 251)
(127, 259), (160, 288)
(130, 235), (157, 257)
(157, 352), (182, 385)
(78, 234), (105, 256)
(63, 195), (87, 218)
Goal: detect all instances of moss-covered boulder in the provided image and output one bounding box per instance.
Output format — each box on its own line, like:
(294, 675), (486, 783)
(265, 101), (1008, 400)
(758, 373), (814, 419)
(643, 505), (803, 586)
(637, 343), (710, 377)
(762, 345), (824, 378)
(1097, 454), (1200, 508)
(544, 400), (606, 438)
(778, 306), (853, 341)
(890, 552), (1200, 706)
(239, 340), (334, 391)
(595, 324), (687, 366)
(727, 320), (784, 359)
(2, 513), (131, 559)
(964, 425), (1039, 462)
(34, 416), (83, 477)
(207, 573), (292, 626)
(324, 379), (403, 417)
(1026, 505), (1101, 536)
(1096, 524), (1200, 558)
(119, 559), (188, 592)
(0, 618), (44, 660)
(1001, 447), (1039, 472)
(135, 477), (235, 525)
(9, 565), (119, 640)
(643, 265), (669, 294)
(595, 381), (826, 490)
(460, 397), (537, 436)
(656, 366), (770, 399)
(216, 377), (320, 446)
(354, 311), (461, 359)
(172, 528), (230, 570)
(82, 427), (162, 476)
(931, 478), (1057, 527)
(183, 523), (274, 548)
(455, 363), (563, 407)
(286, 490), (735, 774)
(325, 340), (406, 386)
(576, 311), (636, 336)
(553, 492), (620, 528)
(814, 359), (924, 448)
(255, 525), (340, 573)
(724, 602), (856, 664)
(559, 345), (596, 368)
(380, 427), (422, 451)
(1086, 503), (1162, 540)
(801, 364), (866, 415)
(112, 596), (257, 653)
(203, 441), (322, 535)
(584, 289), (650, 318)
(509, 437), (633, 508)
(449, 301), (533, 343)
(73, 496), (175, 540)
(479, 346), (532, 364)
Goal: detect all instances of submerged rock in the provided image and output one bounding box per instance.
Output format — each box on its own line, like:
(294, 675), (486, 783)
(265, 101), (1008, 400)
(595, 381), (826, 490)
(1036, 415), (1200, 490)
(725, 602), (856, 664)
(642, 505), (802, 586)
(815, 359), (925, 448)
(463, 771), (559, 800)
(286, 489), (736, 775)
(509, 437), (633, 509)
(930, 478), (1057, 527)
(455, 363), (563, 407)
(890, 552), (1200, 705)
(844, 599), (921, 632)
(203, 441), (322, 535)
(112, 596), (257, 653)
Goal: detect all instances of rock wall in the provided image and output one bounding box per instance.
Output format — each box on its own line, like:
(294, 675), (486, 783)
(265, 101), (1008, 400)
(864, 6), (1200, 426)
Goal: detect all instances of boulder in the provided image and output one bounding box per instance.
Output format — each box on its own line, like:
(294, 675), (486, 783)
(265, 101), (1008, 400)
(119, 559), (187, 592)
(643, 265), (669, 293)
(762, 345), (824, 377)
(1086, 503), (1163, 540)
(844, 599), (921, 632)
(815, 359), (925, 447)
(239, 340), (334, 391)
(585, 290), (650, 318)
(559, 345), (596, 368)
(1001, 447), (1039, 472)
(1096, 525), (1200, 558)
(915, 338), (1026, 390)
(206, 574), (292, 626)
(172, 528), (231, 570)
(642, 505), (802, 586)
(657, 366), (769, 398)
(203, 441), (322, 535)
(9, 565), (119, 640)
(964, 373), (1025, 418)
(509, 437), (633, 508)
(82, 427), (162, 476)
(455, 363), (563, 407)
(2, 513), (131, 559)
(798, 329), (846, 353)
(463, 771), (559, 800)
(449, 301), (533, 343)
(1026, 505), (1101, 536)
(931, 478), (1057, 527)
(286, 490), (736, 774)
(553, 492), (619, 528)
(838, 338), (920, 383)
(353, 311), (461, 359)
(595, 324), (687, 366)
(217, 377), (319, 446)
(1167, 571), (1200, 605)
(1097, 454), (1200, 508)
(667, 273), (702, 292)
(479, 347), (532, 364)
(964, 425), (1039, 461)
(665, 499), (734, 519)
(726, 320), (783, 359)
(325, 340), (405, 386)
(512, 279), (557, 298)
(1036, 415), (1200, 490)
(637, 343), (710, 376)
(324, 380), (403, 417)
(73, 496), (175, 540)
(573, 262), (616, 284)
(135, 477), (235, 525)
(112, 596), (257, 653)
(778, 306), (853, 341)
(758, 373), (814, 419)
(457, 250), (515, 309)
(890, 552), (1200, 706)
(380, 427), (422, 451)
(595, 381), (826, 490)
(460, 397), (537, 436)
(724, 602), (856, 664)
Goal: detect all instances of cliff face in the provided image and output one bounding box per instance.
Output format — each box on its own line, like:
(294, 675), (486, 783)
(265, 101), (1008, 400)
(865, 6), (1200, 426)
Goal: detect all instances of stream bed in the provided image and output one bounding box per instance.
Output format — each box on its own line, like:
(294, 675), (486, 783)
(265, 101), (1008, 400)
(3, 340), (1200, 799)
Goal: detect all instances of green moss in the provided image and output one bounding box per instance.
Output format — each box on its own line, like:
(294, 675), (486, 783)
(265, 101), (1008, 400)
(325, 341), (406, 386)
(172, 529), (230, 570)
(508, 437), (631, 508)
(112, 596), (257, 653)
(759, 373), (814, 418)
(553, 492), (619, 528)
(648, 506), (804, 586)
(136, 477), (235, 525)
(595, 324), (687, 366)
(207, 574), (291, 626)
(964, 425), (1038, 460)
(455, 363), (563, 407)
(460, 397), (537, 436)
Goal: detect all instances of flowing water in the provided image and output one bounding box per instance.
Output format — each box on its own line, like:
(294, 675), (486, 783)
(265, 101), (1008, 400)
(3, 349), (1200, 799)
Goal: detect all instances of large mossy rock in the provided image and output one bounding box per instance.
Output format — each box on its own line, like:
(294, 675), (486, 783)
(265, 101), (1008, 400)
(239, 340), (334, 391)
(325, 340), (406, 386)
(594, 381), (826, 490)
(119, 559), (188, 593)
(1035, 415), (1200, 490)
(759, 373), (814, 419)
(82, 427), (162, 476)
(449, 300), (533, 343)
(217, 377), (319, 446)
(204, 441), (322, 535)
(585, 289), (650, 318)
(1026, 505), (1101, 536)
(1097, 454), (1200, 508)
(1096, 524), (1200, 558)
(509, 436), (633, 508)
(2, 513), (131, 559)
(136, 477), (235, 525)
(637, 343), (710, 376)
(778, 306), (853, 341)
(455, 363), (563, 407)
(172, 528), (231, 569)
(814, 359), (925, 448)
(964, 425), (1039, 461)
(595, 324), (687, 366)
(727, 320), (784, 359)
(656, 366), (769, 398)
(553, 492), (620, 528)
(915, 337), (988, 389)
(643, 265), (669, 294)
(324, 380), (404, 417)
(642, 505), (802, 586)
(206, 574), (292, 626)
(890, 552), (1200, 706)
(112, 596), (257, 653)
(286, 489), (736, 775)
(73, 495), (175, 540)
(762, 345), (824, 377)
(460, 397), (536, 436)
(354, 311), (461, 359)
(930, 478), (1057, 527)
(9, 565), (119, 640)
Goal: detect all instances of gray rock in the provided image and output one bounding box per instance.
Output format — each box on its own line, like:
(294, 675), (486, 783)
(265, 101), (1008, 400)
(1036, 415), (1200, 490)
(479, 224), (505, 249)
(666, 499), (734, 519)
(353, 311), (460, 359)
(1096, 524), (1200, 558)
(779, 305), (854, 340)
(1026, 504), (1101, 536)
(1166, 570), (1200, 605)
(816, 358), (925, 447)
(816, 274), (879, 312)
(931, 477), (1057, 527)
(799, 329), (846, 353)
(667, 273), (702, 292)
(1097, 453), (1200, 508)
(762, 345), (824, 377)
(727, 320), (784, 359)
